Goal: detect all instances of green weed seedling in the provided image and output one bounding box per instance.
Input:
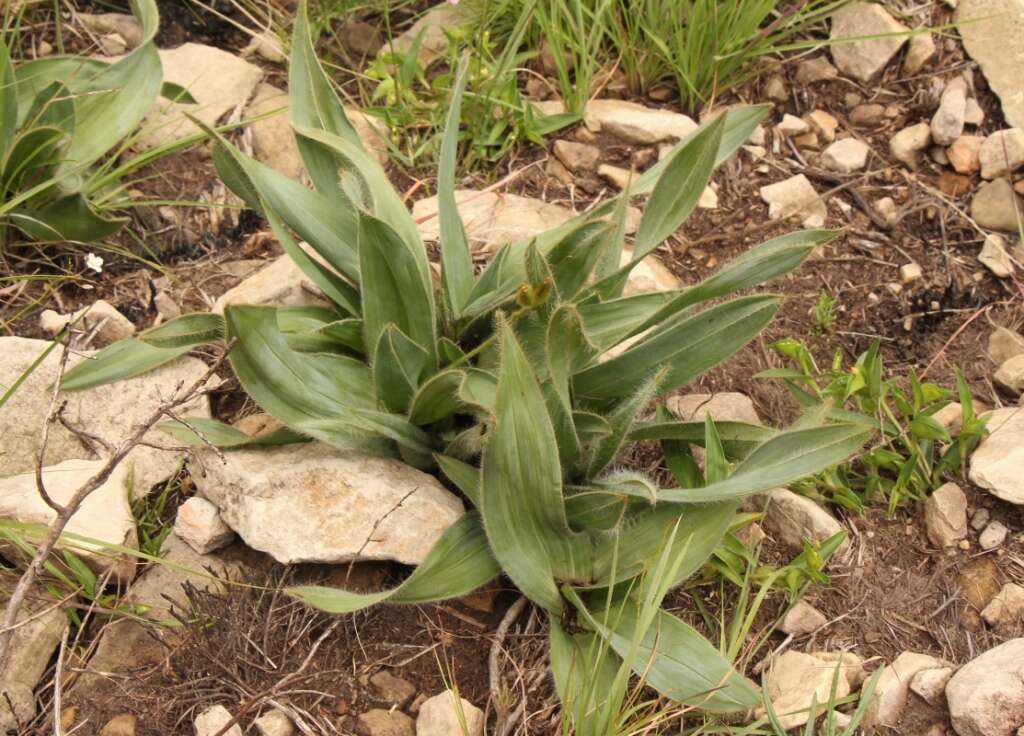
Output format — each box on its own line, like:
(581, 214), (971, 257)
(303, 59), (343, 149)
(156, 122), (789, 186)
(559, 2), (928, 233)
(760, 339), (988, 512)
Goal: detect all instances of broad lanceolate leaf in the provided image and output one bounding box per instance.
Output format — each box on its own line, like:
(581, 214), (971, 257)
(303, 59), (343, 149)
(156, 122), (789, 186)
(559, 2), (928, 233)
(287, 512), (500, 612)
(372, 325), (429, 413)
(61, 338), (193, 391)
(480, 321), (592, 612)
(632, 114), (724, 260)
(358, 213), (437, 370)
(628, 419), (773, 460)
(225, 305), (402, 456)
(437, 57), (474, 317)
(578, 597), (760, 712)
(653, 424), (871, 504)
(290, 0), (363, 192)
(574, 296), (780, 401)
(137, 312), (224, 349)
(209, 131), (361, 286)
(636, 229), (836, 335)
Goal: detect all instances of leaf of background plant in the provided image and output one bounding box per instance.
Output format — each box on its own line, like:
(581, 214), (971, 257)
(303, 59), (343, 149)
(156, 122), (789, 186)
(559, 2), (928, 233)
(2, 127), (65, 192)
(580, 597), (760, 712)
(437, 56), (474, 316)
(574, 296), (779, 400)
(358, 212), (437, 369)
(287, 512), (500, 612)
(632, 115), (724, 260)
(549, 621), (621, 736)
(57, 0), (162, 177)
(137, 312), (224, 349)
(480, 321), (593, 612)
(61, 338), (193, 391)
(0, 38), (16, 160)
(11, 194), (127, 242)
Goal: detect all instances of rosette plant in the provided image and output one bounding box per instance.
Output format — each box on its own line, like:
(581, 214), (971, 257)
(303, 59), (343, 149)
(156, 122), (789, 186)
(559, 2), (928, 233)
(0, 0), (193, 246)
(63, 1), (870, 722)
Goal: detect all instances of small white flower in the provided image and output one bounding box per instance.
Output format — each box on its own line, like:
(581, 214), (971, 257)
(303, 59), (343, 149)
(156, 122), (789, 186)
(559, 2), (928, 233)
(85, 253), (104, 274)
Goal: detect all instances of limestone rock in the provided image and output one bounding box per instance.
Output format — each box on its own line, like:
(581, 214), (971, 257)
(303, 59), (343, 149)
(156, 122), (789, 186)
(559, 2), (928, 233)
(981, 583), (1024, 627)
(243, 30), (285, 63)
(966, 97), (986, 126)
(416, 691), (485, 736)
(765, 75), (788, 101)
(254, 710), (295, 736)
(174, 497), (235, 554)
(777, 114), (810, 137)
(796, 57), (839, 84)
(924, 482), (968, 547)
(969, 407), (1024, 504)
(385, 3), (466, 68)
(988, 326), (1024, 364)
(582, 99), (698, 144)
(619, 248), (680, 296)
(972, 179), (1024, 231)
(77, 12), (144, 48)
(934, 402), (966, 435)
(956, 0), (1024, 128)
(0, 338), (209, 498)
(807, 110), (839, 142)
(900, 262), (923, 283)
(780, 599), (828, 635)
(99, 714), (137, 736)
(552, 139), (600, 172)
(0, 459), (136, 579)
(135, 44), (264, 150)
(755, 488), (850, 555)
(851, 103), (886, 126)
(40, 299), (135, 346)
(357, 709), (414, 736)
(995, 354), (1024, 393)
(413, 190), (575, 254)
(813, 651), (867, 689)
(830, 3), (909, 82)
(193, 442), (464, 566)
(948, 134), (984, 174)
(863, 652), (950, 728)
(0, 588), (68, 734)
(246, 84), (389, 177)
(821, 138), (870, 172)
(760, 174), (827, 228)
(667, 392), (761, 425)
(890, 122), (932, 167)
(212, 250), (328, 313)
(765, 651), (851, 730)
(903, 32), (936, 75)
(909, 666), (954, 706)
(931, 76), (969, 146)
(979, 128), (1024, 179)
(946, 639), (1024, 736)
(195, 705), (242, 736)
(598, 163), (634, 190)
(370, 671), (417, 708)
(979, 519), (1010, 549)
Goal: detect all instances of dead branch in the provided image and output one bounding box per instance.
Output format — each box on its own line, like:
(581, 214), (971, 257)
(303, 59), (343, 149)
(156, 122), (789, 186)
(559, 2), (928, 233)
(0, 341), (234, 673)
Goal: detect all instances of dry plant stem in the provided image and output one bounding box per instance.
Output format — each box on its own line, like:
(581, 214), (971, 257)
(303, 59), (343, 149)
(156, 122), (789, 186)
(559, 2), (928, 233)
(0, 342), (234, 674)
(35, 345), (72, 514)
(489, 595), (528, 735)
